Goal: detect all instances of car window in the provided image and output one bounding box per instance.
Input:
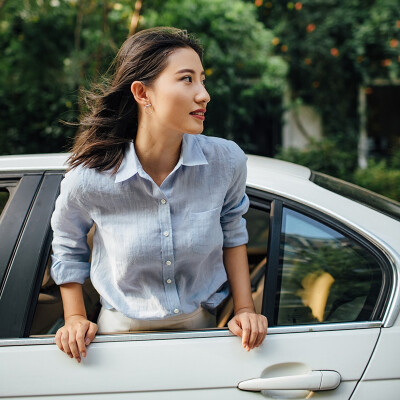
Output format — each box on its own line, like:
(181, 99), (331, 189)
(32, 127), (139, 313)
(217, 203), (270, 327)
(277, 207), (383, 326)
(31, 202), (270, 335)
(30, 225), (100, 336)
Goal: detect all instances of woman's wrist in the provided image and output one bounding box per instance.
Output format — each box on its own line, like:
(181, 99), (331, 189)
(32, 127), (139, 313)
(234, 306), (256, 315)
(64, 314), (87, 322)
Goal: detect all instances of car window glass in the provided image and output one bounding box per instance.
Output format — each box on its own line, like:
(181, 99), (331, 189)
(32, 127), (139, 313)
(277, 207), (383, 326)
(217, 204), (270, 327)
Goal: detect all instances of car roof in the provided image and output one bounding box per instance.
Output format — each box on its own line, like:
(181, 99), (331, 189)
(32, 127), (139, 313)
(1, 152), (399, 250)
(0, 153), (312, 177)
(0, 153), (69, 172)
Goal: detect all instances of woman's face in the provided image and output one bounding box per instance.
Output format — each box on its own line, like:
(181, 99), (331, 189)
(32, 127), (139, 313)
(145, 47), (210, 136)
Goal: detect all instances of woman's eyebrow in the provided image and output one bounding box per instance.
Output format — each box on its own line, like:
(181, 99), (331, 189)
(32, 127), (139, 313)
(176, 68), (205, 76)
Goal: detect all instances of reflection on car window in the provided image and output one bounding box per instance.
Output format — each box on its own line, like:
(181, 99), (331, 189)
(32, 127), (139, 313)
(0, 188), (10, 219)
(277, 208), (383, 326)
(217, 205), (270, 327)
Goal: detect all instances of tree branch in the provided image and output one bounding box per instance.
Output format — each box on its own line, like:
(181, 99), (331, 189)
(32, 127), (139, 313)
(129, 0), (143, 37)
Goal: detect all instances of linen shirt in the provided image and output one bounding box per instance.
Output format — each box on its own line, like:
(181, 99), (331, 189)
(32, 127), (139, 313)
(51, 134), (249, 320)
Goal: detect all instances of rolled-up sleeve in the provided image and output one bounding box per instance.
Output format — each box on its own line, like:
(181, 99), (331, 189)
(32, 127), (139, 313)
(50, 168), (93, 285)
(220, 143), (249, 248)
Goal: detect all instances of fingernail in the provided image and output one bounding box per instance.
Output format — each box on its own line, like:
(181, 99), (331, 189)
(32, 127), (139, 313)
(82, 352), (86, 358)
(77, 358), (81, 363)
(85, 338), (91, 345)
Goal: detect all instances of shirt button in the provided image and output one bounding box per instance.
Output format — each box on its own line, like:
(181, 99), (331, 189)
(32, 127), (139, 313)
(161, 199), (167, 205)
(173, 309), (179, 314)
(163, 231), (169, 237)
(166, 260), (172, 266)
(166, 279), (172, 284)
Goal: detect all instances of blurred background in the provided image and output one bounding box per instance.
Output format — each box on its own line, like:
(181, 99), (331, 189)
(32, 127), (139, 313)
(0, 0), (399, 200)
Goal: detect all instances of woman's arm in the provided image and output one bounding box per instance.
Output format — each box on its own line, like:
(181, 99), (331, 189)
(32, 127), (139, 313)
(55, 283), (97, 363)
(223, 244), (268, 351)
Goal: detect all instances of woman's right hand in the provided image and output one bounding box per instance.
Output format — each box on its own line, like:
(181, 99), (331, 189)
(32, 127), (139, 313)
(55, 315), (98, 363)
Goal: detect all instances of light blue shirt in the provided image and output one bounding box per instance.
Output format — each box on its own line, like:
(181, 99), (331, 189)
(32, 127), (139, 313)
(51, 134), (249, 320)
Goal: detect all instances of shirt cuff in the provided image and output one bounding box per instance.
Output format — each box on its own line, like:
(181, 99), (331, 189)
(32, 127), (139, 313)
(222, 217), (249, 248)
(50, 255), (91, 285)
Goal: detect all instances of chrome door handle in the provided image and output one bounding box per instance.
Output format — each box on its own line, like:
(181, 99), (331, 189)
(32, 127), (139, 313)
(238, 370), (341, 392)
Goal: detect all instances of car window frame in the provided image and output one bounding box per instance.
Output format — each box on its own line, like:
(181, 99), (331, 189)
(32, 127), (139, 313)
(247, 187), (394, 328)
(0, 184), (393, 345)
(0, 174), (43, 292)
(0, 172), (63, 338)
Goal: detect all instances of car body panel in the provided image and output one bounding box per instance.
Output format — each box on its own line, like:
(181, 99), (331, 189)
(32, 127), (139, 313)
(1, 327), (379, 399)
(350, 325), (400, 399)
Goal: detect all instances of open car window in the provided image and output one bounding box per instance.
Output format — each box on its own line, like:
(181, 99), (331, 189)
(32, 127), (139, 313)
(31, 199), (271, 336)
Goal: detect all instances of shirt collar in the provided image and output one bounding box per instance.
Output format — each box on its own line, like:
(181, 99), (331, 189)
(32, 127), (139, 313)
(114, 134), (208, 183)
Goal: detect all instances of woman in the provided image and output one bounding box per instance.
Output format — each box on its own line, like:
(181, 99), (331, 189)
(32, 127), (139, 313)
(51, 27), (268, 363)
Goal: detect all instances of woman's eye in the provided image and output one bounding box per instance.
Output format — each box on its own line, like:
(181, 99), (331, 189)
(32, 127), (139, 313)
(182, 76), (192, 83)
(202, 79), (206, 87)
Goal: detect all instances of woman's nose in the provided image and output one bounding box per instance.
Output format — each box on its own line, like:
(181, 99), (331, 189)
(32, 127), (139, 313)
(196, 85), (211, 105)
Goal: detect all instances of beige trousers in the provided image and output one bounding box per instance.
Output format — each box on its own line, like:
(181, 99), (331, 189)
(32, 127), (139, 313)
(97, 307), (216, 334)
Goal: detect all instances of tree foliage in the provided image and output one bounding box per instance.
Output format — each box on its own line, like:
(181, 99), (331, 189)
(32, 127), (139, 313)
(252, 0), (400, 151)
(0, 0), (286, 155)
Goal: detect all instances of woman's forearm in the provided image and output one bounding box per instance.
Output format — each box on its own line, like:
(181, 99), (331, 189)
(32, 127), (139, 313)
(223, 244), (255, 314)
(60, 282), (87, 320)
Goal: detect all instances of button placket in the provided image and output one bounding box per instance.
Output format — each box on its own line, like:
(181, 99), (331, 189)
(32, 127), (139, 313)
(157, 190), (181, 316)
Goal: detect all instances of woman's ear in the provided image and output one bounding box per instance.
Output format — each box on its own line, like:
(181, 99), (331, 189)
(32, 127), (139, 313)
(131, 81), (149, 106)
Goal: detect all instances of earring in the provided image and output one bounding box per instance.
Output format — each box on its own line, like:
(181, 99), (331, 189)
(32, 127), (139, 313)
(144, 103), (153, 115)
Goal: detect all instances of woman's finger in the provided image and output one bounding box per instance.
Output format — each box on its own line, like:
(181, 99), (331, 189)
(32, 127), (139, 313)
(55, 329), (64, 351)
(227, 317), (243, 338)
(67, 331), (81, 362)
(60, 330), (72, 358)
(247, 314), (259, 350)
(255, 315), (268, 347)
(239, 316), (251, 351)
(76, 324), (88, 359)
(85, 322), (98, 346)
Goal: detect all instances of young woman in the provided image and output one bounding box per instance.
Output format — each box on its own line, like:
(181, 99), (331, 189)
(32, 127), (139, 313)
(51, 27), (268, 363)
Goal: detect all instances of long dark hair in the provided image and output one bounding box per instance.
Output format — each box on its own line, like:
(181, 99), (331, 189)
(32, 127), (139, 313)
(68, 27), (203, 173)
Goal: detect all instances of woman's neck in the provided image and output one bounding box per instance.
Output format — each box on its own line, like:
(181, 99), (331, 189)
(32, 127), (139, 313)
(134, 125), (184, 187)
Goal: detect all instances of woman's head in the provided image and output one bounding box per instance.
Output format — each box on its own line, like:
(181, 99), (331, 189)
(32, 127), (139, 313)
(114, 27), (203, 90)
(69, 27), (205, 172)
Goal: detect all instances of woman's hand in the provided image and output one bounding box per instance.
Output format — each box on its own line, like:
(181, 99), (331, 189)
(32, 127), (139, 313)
(55, 315), (98, 363)
(228, 311), (268, 351)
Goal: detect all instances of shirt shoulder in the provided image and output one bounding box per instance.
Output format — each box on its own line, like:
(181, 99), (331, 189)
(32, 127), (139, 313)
(62, 164), (114, 202)
(194, 135), (247, 167)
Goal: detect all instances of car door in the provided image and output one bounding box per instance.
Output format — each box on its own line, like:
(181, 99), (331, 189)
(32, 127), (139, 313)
(0, 186), (393, 399)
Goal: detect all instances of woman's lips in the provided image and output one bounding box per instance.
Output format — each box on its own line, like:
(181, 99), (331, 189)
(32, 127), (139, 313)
(191, 114), (205, 121)
(190, 110), (206, 121)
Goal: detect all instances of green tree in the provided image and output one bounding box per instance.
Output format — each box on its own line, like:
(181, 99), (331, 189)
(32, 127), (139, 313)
(0, 0), (135, 154)
(0, 0), (287, 156)
(252, 0), (400, 155)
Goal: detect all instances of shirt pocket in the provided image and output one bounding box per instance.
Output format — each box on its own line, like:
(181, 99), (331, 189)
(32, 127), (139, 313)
(189, 207), (223, 254)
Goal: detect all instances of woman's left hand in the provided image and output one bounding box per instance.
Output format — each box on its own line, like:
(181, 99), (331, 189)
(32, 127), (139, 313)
(228, 311), (268, 351)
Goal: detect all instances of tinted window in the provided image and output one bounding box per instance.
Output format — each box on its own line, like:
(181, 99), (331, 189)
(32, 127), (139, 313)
(277, 208), (383, 325)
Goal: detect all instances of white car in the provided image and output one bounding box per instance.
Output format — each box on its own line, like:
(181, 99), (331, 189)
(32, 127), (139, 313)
(0, 153), (399, 399)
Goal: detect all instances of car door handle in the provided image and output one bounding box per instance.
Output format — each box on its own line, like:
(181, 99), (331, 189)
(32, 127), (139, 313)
(238, 370), (341, 392)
